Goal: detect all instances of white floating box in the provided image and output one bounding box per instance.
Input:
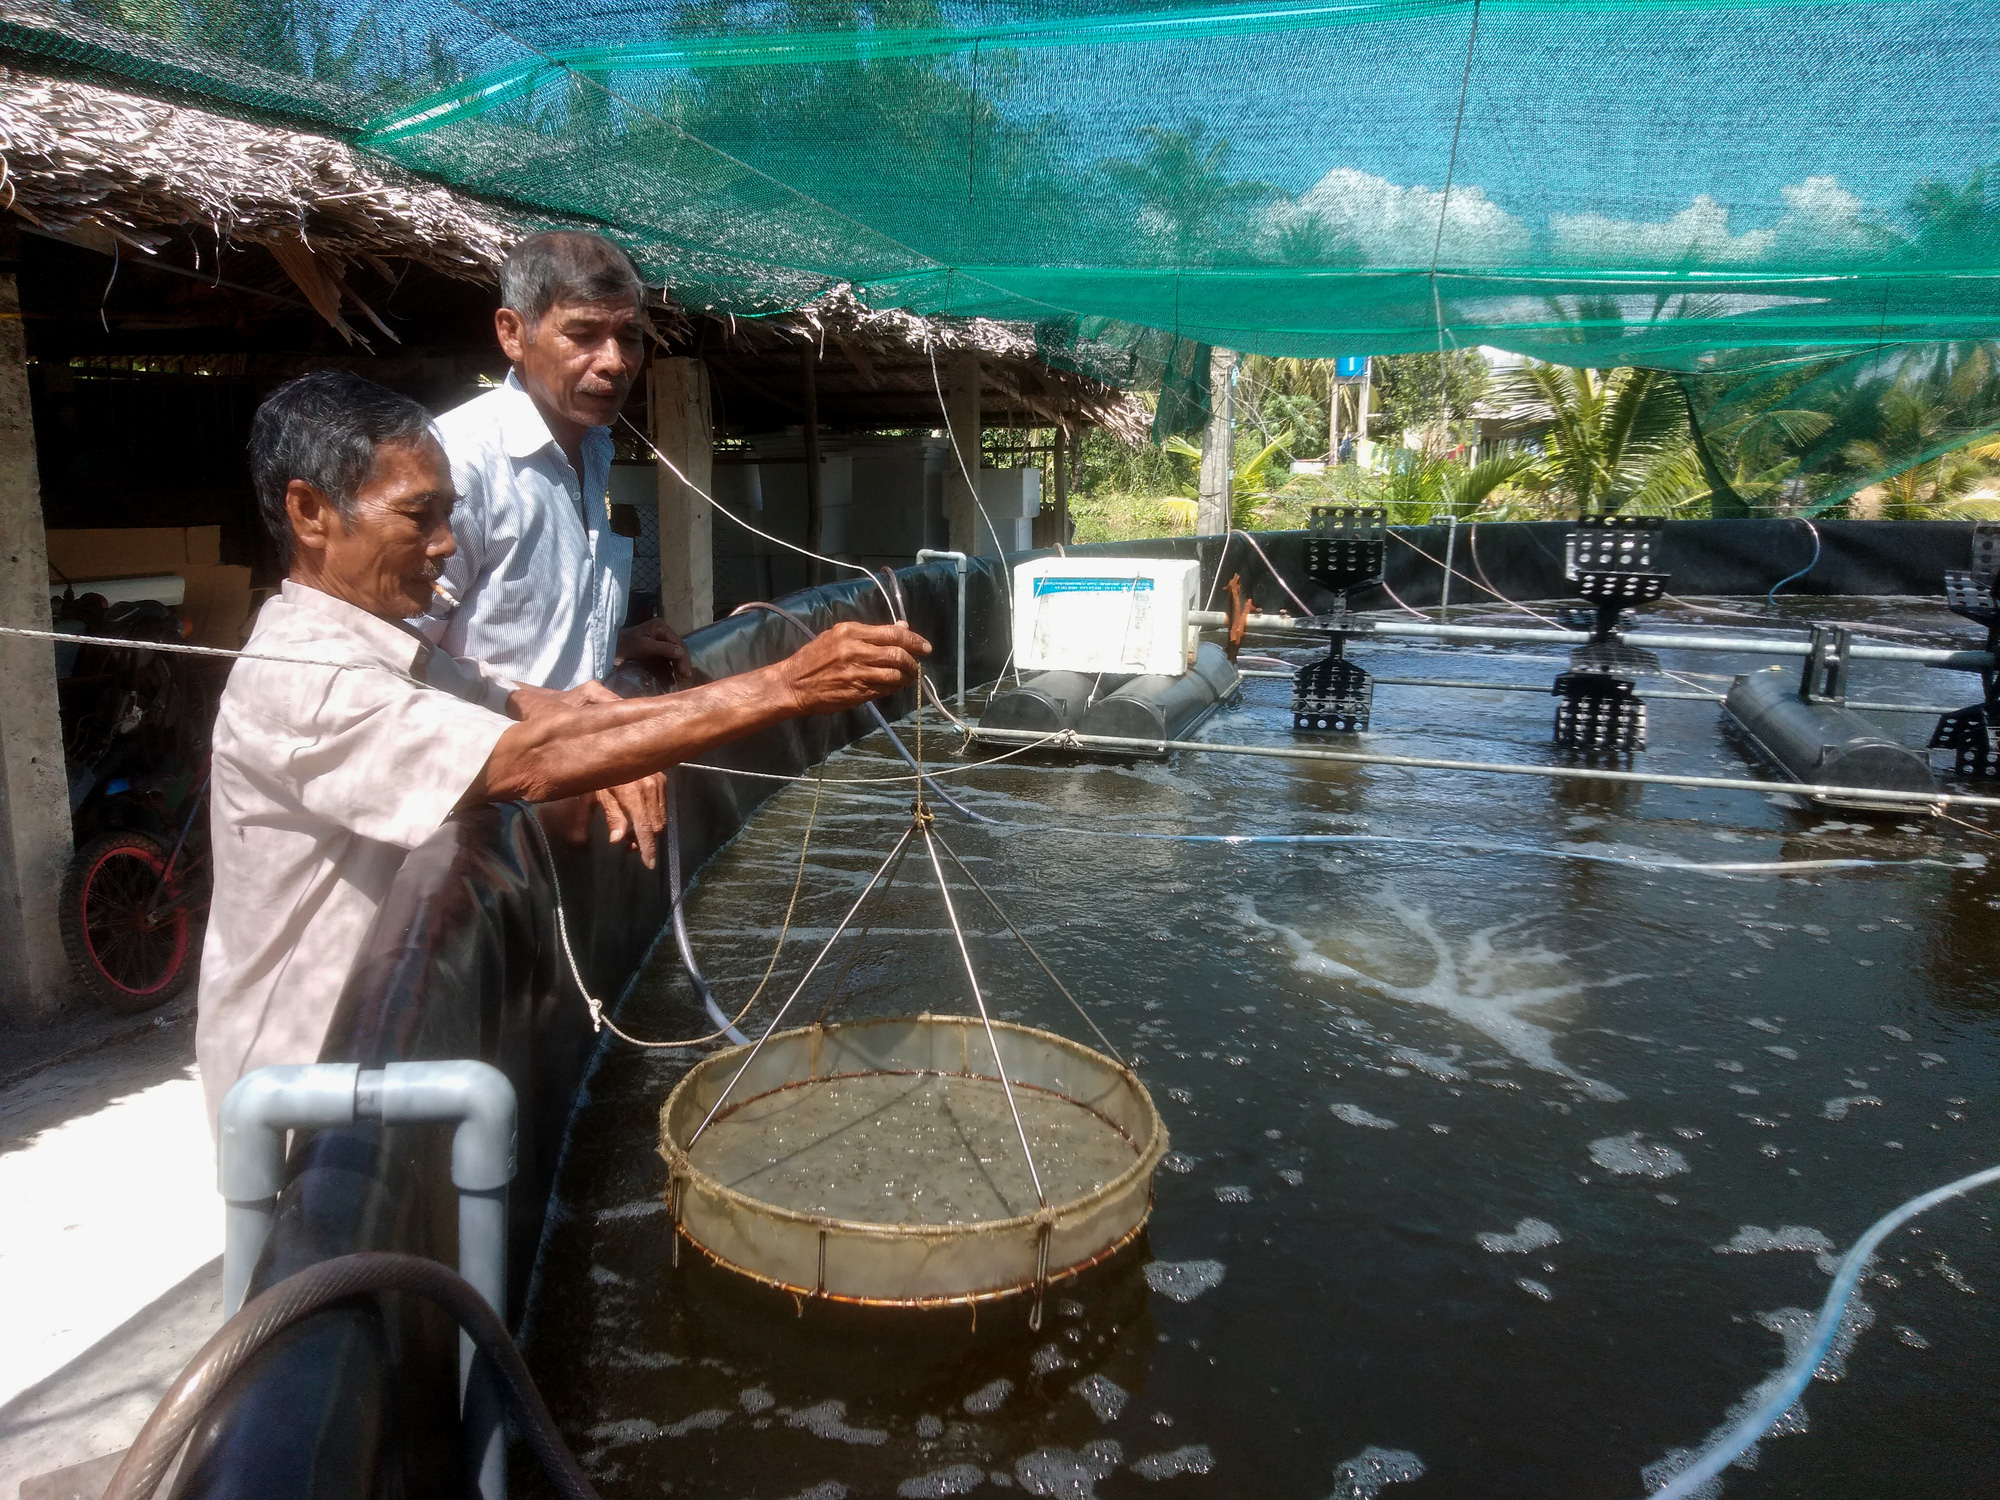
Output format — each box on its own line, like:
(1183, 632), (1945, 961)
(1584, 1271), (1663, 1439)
(1011, 557), (1200, 677)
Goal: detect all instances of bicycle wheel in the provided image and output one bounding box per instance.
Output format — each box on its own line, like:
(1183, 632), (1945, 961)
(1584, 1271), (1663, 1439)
(60, 831), (193, 1013)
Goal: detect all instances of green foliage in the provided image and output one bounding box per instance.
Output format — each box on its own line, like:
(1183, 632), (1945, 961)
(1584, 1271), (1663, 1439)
(1373, 351), (1491, 452)
(1497, 362), (1708, 516)
(1162, 426), (1296, 529)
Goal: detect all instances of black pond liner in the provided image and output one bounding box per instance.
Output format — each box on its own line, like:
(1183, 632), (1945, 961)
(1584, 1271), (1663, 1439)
(176, 520), (1973, 1497)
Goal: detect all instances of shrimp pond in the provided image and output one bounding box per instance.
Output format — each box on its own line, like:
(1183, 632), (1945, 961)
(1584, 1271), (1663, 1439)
(522, 597), (1998, 1500)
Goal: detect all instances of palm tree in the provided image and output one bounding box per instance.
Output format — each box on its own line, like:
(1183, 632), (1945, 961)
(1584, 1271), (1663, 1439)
(1498, 362), (1708, 515)
(1162, 428), (1296, 529)
(1377, 450), (1540, 524)
(1100, 121), (1275, 267)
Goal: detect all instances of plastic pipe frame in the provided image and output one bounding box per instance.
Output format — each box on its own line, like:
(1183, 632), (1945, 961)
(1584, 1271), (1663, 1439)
(217, 1061), (518, 1500)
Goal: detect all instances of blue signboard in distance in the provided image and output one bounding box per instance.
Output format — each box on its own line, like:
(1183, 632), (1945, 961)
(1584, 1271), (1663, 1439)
(1335, 356), (1367, 379)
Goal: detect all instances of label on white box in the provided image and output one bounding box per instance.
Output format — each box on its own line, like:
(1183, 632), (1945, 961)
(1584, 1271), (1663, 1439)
(1012, 558), (1198, 676)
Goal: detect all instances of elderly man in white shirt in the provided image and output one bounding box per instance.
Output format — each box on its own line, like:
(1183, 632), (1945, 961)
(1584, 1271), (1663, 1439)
(196, 369), (928, 1128)
(422, 230), (689, 863)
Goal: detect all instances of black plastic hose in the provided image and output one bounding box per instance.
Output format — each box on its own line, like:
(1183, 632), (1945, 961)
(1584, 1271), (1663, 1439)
(102, 1252), (598, 1500)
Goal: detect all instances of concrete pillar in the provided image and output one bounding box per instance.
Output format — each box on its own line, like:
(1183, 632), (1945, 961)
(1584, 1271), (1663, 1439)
(0, 230), (73, 1022)
(943, 351), (982, 554)
(651, 357), (713, 634)
(1196, 347), (1236, 536)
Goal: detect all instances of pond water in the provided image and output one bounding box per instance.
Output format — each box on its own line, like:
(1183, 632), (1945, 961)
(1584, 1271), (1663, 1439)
(522, 597), (1999, 1500)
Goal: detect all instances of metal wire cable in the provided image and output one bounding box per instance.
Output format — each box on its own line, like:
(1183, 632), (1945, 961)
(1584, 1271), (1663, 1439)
(1468, 520), (1562, 626)
(930, 829), (1126, 1066)
(920, 821), (1046, 1208)
(618, 414), (903, 622)
(1390, 526), (1558, 625)
(1202, 527), (1318, 619)
(686, 822), (918, 1148)
(0, 621), (426, 681)
(525, 781), (821, 1049)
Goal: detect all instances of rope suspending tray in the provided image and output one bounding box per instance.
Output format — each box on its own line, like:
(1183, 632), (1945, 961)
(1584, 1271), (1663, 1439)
(658, 757), (1167, 1324)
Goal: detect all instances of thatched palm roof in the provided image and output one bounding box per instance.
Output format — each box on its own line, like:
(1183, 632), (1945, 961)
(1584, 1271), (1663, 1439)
(0, 64), (1147, 436)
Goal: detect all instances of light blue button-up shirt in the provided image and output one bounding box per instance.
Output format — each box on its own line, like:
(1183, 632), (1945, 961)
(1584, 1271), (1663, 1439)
(418, 371), (631, 690)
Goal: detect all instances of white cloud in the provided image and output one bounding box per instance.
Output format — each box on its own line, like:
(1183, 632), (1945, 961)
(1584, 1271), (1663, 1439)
(1550, 177), (1890, 267)
(1552, 195), (1776, 266)
(1774, 175), (1884, 256)
(1267, 166), (1530, 266)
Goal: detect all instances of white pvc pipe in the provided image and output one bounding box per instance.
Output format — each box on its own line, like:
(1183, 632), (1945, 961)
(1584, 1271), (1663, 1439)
(917, 548), (970, 706)
(1187, 612), (1996, 670)
(217, 1061), (518, 1500)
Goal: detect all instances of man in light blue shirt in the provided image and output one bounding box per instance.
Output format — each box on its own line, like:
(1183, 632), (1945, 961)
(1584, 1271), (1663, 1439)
(424, 230), (688, 688)
(422, 231), (691, 859)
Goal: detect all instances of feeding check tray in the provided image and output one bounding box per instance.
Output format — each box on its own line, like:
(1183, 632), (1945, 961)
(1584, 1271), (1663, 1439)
(659, 1015), (1167, 1309)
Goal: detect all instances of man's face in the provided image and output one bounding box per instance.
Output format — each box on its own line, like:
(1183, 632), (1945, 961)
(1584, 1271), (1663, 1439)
(289, 436), (457, 619)
(497, 295), (644, 437)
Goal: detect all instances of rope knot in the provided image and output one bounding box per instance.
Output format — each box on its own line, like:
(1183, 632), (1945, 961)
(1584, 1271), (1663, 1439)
(911, 801), (936, 830)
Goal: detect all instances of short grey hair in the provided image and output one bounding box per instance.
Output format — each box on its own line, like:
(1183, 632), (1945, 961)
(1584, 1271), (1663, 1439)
(249, 370), (437, 569)
(498, 231), (644, 331)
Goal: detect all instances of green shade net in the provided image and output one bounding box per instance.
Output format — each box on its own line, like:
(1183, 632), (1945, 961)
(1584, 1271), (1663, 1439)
(7, 0), (2000, 494)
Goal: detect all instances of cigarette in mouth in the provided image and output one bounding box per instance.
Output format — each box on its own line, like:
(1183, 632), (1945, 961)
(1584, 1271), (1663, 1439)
(431, 578), (461, 609)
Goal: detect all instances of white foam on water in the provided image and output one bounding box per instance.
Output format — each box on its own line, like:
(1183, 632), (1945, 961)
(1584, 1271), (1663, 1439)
(1897, 1326), (1931, 1349)
(1279, 1168), (1306, 1186)
(1880, 1025), (1914, 1042)
(1387, 1046), (1469, 1082)
(786, 1399), (889, 1446)
(916, 1415), (945, 1438)
(1214, 1184), (1252, 1203)
(899, 1465), (986, 1497)
(1030, 1344), (1073, 1375)
(1745, 1018), (1784, 1035)
(1130, 1445), (1216, 1481)
(1759, 1292), (1877, 1383)
(593, 1199), (669, 1222)
(585, 1418), (658, 1445)
(661, 1408), (730, 1438)
(1822, 1094), (1882, 1121)
(1477, 1218), (1562, 1254)
(1715, 1226), (1835, 1256)
(1516, 1278), (1554, 1301)
(1764, 1046), (1799, 1060)
(1231, 892), (1630, 1101)
(785, 1484), (849, 1500)
(741, 1387), (776, 1414)
(1144, 1259), (1226, 1303)
(1589, 1132), (1690, 1179)
(1075, 1374), (1129, 1423)
(1328, 1445), (1426, 1500)
(1015, 1441), (1124, 1498)
(964, 1378), (1014, 1414)
(1330, 1103), (1398, 1129)
(1648, 1287), (1884, 1489)
(1161, 1152), (1197, 1174)
(1933, 1254), (1976, 1293)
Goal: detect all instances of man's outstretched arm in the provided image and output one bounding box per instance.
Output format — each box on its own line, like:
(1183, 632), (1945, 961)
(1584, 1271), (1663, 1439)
(463, 620), (929, 807)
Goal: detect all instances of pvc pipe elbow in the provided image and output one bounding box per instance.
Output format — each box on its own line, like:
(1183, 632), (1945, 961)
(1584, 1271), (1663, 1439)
(217, 1064), (360, 1200)
(372, 1061), (518, 1192)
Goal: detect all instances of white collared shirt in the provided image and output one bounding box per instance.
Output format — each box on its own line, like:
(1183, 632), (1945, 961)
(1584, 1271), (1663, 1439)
(195, 581), (512, 1129)
(419, 370), (631, 689)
